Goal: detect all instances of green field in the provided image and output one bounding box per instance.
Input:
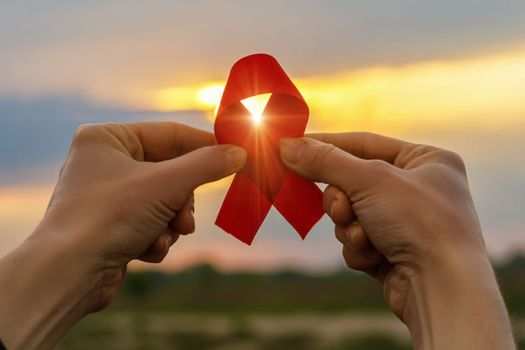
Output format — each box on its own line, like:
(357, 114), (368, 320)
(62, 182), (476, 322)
(58, 254), (525, 349)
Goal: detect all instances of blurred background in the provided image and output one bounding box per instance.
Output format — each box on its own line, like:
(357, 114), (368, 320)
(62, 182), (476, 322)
(1, 1), (524, 349)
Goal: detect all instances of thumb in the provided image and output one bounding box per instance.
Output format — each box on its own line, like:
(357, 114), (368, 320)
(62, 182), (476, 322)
(280, 137), (394, 196)
(146, 144), (246, 208)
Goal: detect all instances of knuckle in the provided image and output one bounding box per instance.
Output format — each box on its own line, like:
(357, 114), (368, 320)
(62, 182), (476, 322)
(397, 143), (437, 168)
(438, 150), (466, 173)
(72, 123), (103, 146)
(412, 144), (437, 157)
(366, 159), (393, 175)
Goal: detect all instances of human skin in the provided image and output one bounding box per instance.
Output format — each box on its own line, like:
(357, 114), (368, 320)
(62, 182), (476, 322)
(280, 133), (515, 350)
(0, 122), (247, 350)
(0, 124), (515, 349)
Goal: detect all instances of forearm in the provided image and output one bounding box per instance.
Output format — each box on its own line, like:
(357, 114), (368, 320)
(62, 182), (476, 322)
(0, 228), (98, 350)
(404, 246), (515, 350)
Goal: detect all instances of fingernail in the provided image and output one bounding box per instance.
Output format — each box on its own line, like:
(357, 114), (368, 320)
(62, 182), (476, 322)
(280, 138), (303, 164)
(225, 146), (247, 170)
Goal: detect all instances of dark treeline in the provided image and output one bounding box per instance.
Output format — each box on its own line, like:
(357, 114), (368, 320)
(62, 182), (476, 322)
(112, 254), (525, 316)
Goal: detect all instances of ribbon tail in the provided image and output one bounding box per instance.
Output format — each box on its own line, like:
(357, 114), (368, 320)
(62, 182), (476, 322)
(215, 172), (272, 245)
(273, 172), (324, 239)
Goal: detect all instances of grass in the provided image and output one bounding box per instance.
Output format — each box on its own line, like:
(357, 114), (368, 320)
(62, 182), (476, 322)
(57, 254), (525, 349)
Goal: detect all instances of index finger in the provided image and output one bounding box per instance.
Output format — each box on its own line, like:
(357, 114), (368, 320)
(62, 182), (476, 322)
(308, 132), (414, 165)
(127, 122), (215, 161)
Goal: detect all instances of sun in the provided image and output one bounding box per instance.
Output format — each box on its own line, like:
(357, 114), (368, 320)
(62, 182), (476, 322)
(197, 84), (224, 109)
(241, 93), (272, 127)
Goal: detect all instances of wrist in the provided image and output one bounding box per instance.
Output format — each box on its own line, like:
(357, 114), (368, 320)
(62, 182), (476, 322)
(0, 223), (101, 350)
(403, 243), (514, 350)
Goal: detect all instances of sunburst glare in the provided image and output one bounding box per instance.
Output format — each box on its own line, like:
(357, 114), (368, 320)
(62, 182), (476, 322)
(241, 93), (272, 127)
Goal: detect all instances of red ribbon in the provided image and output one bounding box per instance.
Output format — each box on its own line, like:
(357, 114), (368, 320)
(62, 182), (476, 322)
(214, 54), (324, 245)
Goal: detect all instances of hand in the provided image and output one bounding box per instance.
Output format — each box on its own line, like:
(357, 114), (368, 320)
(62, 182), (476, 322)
(0, 122), (246, 350)
(280, 133), (514, 350)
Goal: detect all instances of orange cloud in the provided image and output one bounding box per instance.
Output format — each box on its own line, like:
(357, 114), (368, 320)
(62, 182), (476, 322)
(144, 47), (525, 134)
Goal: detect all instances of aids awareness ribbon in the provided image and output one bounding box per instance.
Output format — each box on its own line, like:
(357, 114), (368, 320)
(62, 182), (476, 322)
(214, 54), (324, 245)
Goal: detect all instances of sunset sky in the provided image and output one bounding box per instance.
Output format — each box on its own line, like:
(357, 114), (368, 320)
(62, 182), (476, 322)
(1, 1), (524, 271)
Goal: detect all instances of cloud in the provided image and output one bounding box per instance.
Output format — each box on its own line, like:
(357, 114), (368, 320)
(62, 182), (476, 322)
(1, 98), (524, 267)
(0, 1), (524, 268)
(0, 95), (211, 185)
(1, 1), (525, 99)
(0, 185), (52, 256)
